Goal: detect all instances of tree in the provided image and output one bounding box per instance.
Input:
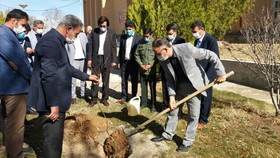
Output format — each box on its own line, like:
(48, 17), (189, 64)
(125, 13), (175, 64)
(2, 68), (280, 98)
(226, 9), (280, 116)
(0, 9), (10, 25)
(127, 0), (254, 40)
(43, 8), (64, 30)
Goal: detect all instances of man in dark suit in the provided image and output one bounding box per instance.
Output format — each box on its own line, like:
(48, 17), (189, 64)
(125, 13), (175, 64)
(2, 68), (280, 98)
(87, 16), (117, 107)
(0, 9), (31, 158)
(190, 20), (220, 129)
(161, 22), (185, 109)
(151, 38), (226, 152)
(28, 15), (99, 157)
(118, 20), (143, 104)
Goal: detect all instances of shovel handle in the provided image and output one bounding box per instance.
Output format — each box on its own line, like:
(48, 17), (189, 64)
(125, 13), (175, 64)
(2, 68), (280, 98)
(127, 71), (234, 136)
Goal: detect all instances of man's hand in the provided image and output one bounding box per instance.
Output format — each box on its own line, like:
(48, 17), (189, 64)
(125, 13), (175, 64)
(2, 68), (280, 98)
(26, 48), (33, 54)
(87, 60), (92, 68)
(215, 75), (226, 84)
(89, 75), (99, 85)
(111, 62), (116, 67)
(146, 65), (151, 70)
(169, 96), (176, 110)
(141, 65), (147, 71)
(46, 106), (59, 122)
(118, 64), (121, 69)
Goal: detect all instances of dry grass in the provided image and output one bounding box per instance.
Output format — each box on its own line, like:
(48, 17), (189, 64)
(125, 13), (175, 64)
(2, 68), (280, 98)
(0, 88), (279, 158)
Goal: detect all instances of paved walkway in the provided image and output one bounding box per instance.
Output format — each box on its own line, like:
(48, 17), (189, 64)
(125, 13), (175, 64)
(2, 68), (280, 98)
(213, 81), (272, 104)
(86, 68), (273, 105)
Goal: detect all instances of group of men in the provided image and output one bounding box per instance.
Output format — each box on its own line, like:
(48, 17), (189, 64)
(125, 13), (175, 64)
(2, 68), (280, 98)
(0, 8), (227, 157)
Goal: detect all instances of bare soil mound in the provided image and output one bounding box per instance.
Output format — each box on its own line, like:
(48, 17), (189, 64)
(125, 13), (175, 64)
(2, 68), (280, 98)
(62, 113), (111, 158)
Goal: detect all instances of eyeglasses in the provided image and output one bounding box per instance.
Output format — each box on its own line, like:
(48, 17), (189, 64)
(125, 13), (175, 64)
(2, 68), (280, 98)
(155, 48), (167, 55)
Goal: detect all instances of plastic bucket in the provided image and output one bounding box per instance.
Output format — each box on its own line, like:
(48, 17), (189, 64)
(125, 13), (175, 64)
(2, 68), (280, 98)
(127, 96), (141, 116)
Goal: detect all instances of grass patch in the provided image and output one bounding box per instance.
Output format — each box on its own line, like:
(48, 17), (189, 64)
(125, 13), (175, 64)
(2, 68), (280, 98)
(0, 89), (279, 157)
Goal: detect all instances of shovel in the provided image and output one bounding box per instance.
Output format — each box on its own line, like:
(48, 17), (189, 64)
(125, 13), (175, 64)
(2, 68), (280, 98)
(125, 71), (235, 136)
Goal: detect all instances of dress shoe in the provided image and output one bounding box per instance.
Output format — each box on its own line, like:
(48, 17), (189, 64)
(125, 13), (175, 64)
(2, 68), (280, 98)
(26, 107), (38, 115)
(118, 99), (126, 105)
(151, 136), (170, 142)
(150, 108), (157, 113)
(197, 122), (205, 129)
(102, 100), (110, 107)
(71, 98), (76, 104)
(88, 100), (97, 107)
(176, 145), (192, 152)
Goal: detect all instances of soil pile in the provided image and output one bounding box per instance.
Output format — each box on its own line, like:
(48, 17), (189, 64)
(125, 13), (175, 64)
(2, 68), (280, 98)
(104, 130), (132, 158)
(62, 113), (111, 158)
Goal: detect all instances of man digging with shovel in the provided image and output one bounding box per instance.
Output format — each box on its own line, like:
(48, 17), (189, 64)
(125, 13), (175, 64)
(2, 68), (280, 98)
(151, 38), (226, 152)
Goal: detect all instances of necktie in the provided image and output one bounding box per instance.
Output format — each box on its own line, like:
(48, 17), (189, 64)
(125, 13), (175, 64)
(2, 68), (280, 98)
(196, 41), (201, 48)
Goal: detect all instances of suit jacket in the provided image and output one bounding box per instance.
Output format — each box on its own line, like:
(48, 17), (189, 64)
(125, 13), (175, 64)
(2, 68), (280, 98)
(118, 33), (143, 68)
(27, 28), (89, 112)
(194, 33), (219, 81)
(159, 43), (225, 97)
(27, 29), (41, 49)
(0, 24), (32, 95)
(172, 35), (186, 45)
(88, 28), (117, 68)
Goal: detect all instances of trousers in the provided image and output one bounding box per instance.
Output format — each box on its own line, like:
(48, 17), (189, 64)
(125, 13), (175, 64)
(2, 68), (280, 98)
(162, 82), (201, 146)
(0, 94), (26, 158)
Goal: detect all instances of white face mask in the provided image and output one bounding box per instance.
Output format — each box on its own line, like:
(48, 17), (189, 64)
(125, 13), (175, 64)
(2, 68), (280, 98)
(13, 24), (25, 34)
(157, 55), (168, 61)
(100, 27), (107, 32)
(167, 34), (174, 41)
(36, 29), (44, 34)
(193, 32), (202, 39)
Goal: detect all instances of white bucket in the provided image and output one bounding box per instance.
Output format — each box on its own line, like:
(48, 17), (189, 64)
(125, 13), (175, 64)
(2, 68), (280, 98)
(127, 96), (141, 116)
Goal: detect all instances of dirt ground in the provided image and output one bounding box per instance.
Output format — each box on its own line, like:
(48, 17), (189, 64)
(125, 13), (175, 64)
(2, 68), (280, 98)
(61, 113), (169, 158)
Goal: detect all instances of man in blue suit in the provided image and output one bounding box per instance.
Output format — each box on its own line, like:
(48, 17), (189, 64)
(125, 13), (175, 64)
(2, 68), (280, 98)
(191, 20), (220, 129)
(0, 9), (31, 158)
(118, 20), (143, 104)
(28, 15), (99, 157)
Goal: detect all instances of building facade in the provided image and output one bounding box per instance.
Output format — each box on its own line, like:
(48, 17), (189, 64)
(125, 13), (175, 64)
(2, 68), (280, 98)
(83, 0), (132, 34)
(84, 0), (279, 37)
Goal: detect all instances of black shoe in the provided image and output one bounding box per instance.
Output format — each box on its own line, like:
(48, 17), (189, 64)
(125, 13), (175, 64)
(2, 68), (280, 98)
(151, 136), (170, 142)
(176, 145), (192, 152)
(71, 98), (76, 104)
(88, 100), (97, 107)
(26, 107), (38, 115)
(150, 108), (156, 113)
(102, 100), (110, 107)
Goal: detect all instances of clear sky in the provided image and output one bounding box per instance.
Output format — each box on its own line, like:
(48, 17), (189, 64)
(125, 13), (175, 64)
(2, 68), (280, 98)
(0, 0), (84, 22)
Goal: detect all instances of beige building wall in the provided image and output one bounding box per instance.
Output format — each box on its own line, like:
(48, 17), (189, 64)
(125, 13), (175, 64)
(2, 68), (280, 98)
(83, 0), (131, 34)
(84, 0), (278, 35)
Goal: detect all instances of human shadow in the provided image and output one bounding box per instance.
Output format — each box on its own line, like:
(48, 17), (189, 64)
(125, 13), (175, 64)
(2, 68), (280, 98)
(97, 109), (164, 137)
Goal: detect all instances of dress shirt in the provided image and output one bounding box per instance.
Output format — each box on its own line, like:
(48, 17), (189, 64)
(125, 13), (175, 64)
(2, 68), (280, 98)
(125, 34), (134, 60)
(74, 36), (85, 59)
(98, 31), (107, 55)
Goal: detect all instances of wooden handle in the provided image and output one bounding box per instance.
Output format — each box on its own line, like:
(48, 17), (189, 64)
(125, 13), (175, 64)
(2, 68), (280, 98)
(126, 71), (235, 136)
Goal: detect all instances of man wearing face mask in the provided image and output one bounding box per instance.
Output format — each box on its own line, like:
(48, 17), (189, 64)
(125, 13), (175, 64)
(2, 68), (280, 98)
(134, 28), (158, 112)
(26, 20), (45, 115)
(87, 16), (117, 107)
(27, 15), (99, 157)
(118, 20), (143, 105)
(160, 22), (186, 110)
(0, 9), (32, 158)
(27, 20), (44, 49)
(151, 38), (226, 152)
(190, 20), (219, 129)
